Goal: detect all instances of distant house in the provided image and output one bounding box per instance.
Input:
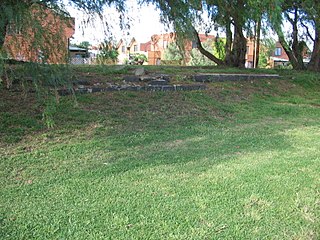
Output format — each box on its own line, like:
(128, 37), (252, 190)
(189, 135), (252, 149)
(269, 42), (290, 67)
(69, 46), (89, 64)
(117, 33), (291, 68)
(140, 32), (215, 65)
(69, 46), (88, 58)
(3, 4), (75, 64)
(116, 38), (144, 64)
(245, 38), (256, 68)
(269, 41), (310, 68)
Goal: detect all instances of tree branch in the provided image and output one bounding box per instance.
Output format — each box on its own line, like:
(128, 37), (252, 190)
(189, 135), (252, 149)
(300, 20), (315, 42)
(191, 27), (224, 65)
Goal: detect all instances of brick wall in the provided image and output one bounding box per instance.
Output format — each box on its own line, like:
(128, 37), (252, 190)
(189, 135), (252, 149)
(4, 4), (74, 64)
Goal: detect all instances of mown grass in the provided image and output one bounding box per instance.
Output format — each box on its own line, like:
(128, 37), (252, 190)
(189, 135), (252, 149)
(1, 69), (320, 239)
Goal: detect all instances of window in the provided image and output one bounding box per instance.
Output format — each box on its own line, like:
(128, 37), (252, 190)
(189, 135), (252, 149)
(246, 46), (249, 54)
(134, 45), (138, 52)
(275, 47), (282, 56)
(121, 46), (125, 53)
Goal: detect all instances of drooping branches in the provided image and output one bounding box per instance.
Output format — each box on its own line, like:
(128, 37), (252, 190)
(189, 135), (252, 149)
(1, 0), (319, 70)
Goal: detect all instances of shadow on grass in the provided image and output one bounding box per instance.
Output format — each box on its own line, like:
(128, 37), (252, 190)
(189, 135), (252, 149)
(1, 76), (319, 178)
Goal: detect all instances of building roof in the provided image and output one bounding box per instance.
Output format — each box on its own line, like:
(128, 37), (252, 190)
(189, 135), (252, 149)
(270, 57), (289, 62)
(271, 56), (310, 63)
(69, 46), (87, 51)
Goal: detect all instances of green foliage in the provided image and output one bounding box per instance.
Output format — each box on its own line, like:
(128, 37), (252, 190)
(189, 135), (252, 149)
(213, 37), (226, 60)
(72, 41), (91, 50)
(2, 62), (74, 128)
(189, 39), (220, 66)
(163, 42), (184, 62)
(161, 60), (182, 65)
(128, 53), (147, 65)
(258, 38), (276, 68)
(42, 97), (57, 129)
(96, 40), (119, 64)
(2, 0), (319, 70)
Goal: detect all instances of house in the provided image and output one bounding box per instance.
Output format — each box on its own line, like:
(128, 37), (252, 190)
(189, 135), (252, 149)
(116, 38), (145, 64)
(140, 33), (176, 65)
(140, 33), (257, 67)
(69, 46), (88, 58)
(3, 3), (75, 64)
(269, 41), (311, 68)
(269, 42), (290, 67)
(245, 38), (256, 68)
(114, 33), (264, 67)
(140, 32), (215, 65)
(69, 46), (89, 64)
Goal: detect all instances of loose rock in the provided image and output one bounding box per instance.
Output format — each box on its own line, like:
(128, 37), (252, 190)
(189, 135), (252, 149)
(134, 67), (145, 76)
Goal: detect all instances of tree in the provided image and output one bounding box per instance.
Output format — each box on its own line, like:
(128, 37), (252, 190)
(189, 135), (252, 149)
(272, 1), (306, 70)
(0, 0), (126, 51)
(258, 38), (276, 68)
(302, 0), (320, 71)
(147, 0), (274, 68)
(163, 42), (184, 62)
(2, 0), (318, 71)
(189, 39), (216, 66)
(75, 41), (91, 50)
(96, 40), (119, 64)
(270, 0), (320, 71)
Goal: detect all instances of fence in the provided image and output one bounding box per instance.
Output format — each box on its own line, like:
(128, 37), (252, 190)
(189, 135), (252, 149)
(70, 57), (96, 65)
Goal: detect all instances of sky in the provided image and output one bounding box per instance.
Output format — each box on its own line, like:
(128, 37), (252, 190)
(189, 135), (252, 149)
(65, 1), (296, 48)
(66, 1), (170, 45)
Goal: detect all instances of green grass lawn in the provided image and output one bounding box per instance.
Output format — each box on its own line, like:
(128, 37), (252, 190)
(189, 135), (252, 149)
(1, 68), (320, 239)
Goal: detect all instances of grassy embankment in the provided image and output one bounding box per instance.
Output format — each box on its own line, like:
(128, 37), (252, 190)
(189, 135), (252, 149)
(1, 66), (320, 239)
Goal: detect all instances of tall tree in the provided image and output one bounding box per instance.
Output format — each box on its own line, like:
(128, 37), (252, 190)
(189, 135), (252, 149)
(273, 0), (306, 70)
(0, 0), (33, 48)
(0, 0), (126, 51)
(146, 0), (274, 68)
(302, 0), (320, 71)
(271, 0), (319, 71)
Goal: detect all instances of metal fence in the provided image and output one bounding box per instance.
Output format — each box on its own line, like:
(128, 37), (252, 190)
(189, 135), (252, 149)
(70, 57), (96, 65)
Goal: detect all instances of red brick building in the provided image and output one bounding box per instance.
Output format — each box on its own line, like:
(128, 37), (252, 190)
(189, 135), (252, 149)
(140, 33), (215, 65)
(269, 41), (310, 68)
(4, 4), (74, 64)
(269, 41), (290, 67)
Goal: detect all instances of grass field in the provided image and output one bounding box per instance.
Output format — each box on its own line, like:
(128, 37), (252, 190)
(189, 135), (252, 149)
(1, 67), (320, 239)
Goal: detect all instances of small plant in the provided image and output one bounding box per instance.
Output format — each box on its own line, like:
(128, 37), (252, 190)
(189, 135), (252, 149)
(96, 40), (119, 65)
(128, 53), (147, 65)
(42, 97), (57, 129)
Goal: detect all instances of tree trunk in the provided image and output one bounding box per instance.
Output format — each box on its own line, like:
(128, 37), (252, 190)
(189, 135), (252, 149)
(225, 0), (246, 68)
(224, 18), (233, 65)
(255, 17), (261, 68)
(192, 27), (225, 66)
(230, 22), (247, 68)
(277, 7), (305, 70)
(291, 7), (305, 70)
(307, 24), (320, 71)
(278, 35), (303, 70)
